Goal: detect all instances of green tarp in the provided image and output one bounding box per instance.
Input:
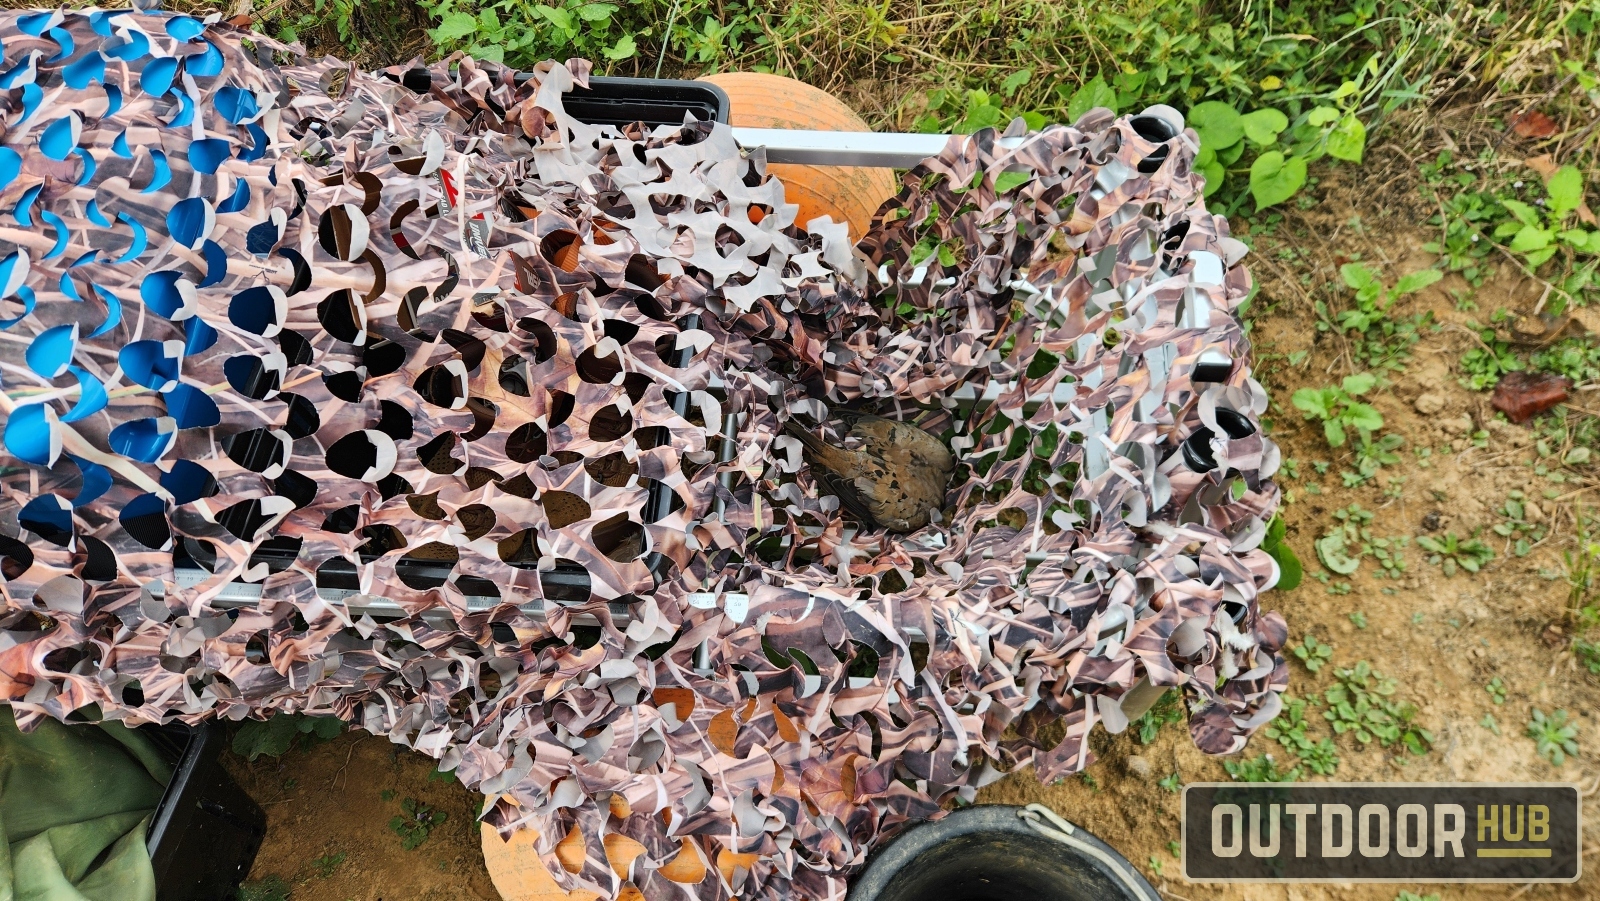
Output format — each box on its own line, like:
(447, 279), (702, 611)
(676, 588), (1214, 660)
(0, 709), (168, 901)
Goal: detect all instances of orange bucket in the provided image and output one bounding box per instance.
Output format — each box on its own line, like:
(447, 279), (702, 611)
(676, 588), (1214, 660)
(699, 72), (899, 241)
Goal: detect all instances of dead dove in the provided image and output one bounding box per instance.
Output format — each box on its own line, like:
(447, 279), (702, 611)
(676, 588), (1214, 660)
(785, 412), (955, 532)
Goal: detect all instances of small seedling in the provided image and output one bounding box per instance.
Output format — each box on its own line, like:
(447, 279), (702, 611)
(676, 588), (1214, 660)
(1265, 696), (1341, 776)
(1576, 639), (1600, 675)
(1349, 611), (1369, 630)
(1394, 892), (1441, 901)
(1148, 855), (1165, 877)
(1224, 753), (1299, 782)
(1168, 840), (1182, 858)
(236, 876), (291, 901)
(1323, 661), (1433, 755)
(1292, 634), (1334, 673)
(1481, 713), (1501, 735)
(1158, 772), (1182, 793)
(1485, 677), (1507, 705)
(1080, 772), (1100, 792)
(1416, 532), (1494, 576)
(389, 797), (449, 851)
(1133, 691), (1184, 744)
(1291, 374), (1384, 448)
(380, 788), (396, 802)
(312, 851), (346, 878)
(1526, 709), (1579, 765)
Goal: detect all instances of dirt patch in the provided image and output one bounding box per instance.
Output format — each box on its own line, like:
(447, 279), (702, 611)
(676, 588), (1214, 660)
(225, 731), (500, 901)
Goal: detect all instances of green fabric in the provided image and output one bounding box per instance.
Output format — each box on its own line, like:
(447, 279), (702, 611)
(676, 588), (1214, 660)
(0, 709), (168, 901)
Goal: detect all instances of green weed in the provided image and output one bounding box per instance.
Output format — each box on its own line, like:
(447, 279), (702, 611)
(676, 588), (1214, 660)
(1416, 532), (1494, 576)
(1224, 753), (1298, 782)
(232, 714), (346, 761)
(1133, 691), (1184, 744)
(390, 797), (449, 851)
(312, 852), (347, 878)
(1291, 634), (1333, 673)
(236, 877), (291, 901)
(1317, 263), (1442, 372)
(1526, 708), (1579, 765)
(1323, 661), (1433, 755)
(1292, 374), (1384, 449)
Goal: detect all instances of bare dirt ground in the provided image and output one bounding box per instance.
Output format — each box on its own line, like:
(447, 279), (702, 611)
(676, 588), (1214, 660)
(226, 150), (1600, 901)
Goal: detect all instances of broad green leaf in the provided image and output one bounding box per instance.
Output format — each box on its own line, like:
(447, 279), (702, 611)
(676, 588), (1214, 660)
(1324, 419), (1347, 448)
(1339, 263), (1375, 291)
(1330, 80), (1358, 101)
(1342, 372), (1377, 395)
(1316, 534), (1360, 574)
(1500, 199), (1541, 226)
(1268, 541), (1303, 590)
(534, 4), (574, 31)
(1509, 225), (1552, 253)
(1558, 228), (1593, 248)
(1207, 23), (1235, 53)
(1026, 348), (1061, 379)
(1199, 160), (1225, 197)
(601, 34), (637, 60)
(1393, 268), (1443, 295)
(1307, 106), (1340, 127)
(1217, 139), (1247, 166)
(1292, 388), (1331, 418)
(1189, 100), (1243, 150)
(1546, 165), (1585, 218)
(578, 2), (617, 21)
(1020, 111), (1047, 131)
(994, 170), (1031, 193)
(431, 11), (480, 41)
(1344, 402), (1384, 433)
(1066, 76), (1117, 121)
(1196, 144), (1216, 167)
(1249, 151), (1307, 209)
(1525, 246), (1559, 267)
(467, 43), (506, 63)
(1001, 68), (1033, 98)
(1264, 515), (1287, 548)
(1240, 108), (1288, 145)
(1327, 114), (1366, 163)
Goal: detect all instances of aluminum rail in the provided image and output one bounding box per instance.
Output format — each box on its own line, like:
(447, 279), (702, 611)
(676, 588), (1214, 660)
(728, 128), (1026, 169)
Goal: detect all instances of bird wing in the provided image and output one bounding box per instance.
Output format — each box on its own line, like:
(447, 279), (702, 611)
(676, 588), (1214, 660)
(784, 419), (880, 526)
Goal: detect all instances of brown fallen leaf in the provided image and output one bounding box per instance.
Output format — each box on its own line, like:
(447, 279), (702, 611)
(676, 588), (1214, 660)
(1511, 109), (1558, 139)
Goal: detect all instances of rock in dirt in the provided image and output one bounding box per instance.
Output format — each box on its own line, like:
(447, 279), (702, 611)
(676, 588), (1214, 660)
(1125, 755), (1152, 779)
(1441, 415), (1474, 435)
(1414, 393), (1446, 415)
(1491, 371), (1572, 423)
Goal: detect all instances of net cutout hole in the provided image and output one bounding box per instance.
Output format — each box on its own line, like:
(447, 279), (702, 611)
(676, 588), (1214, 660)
(397, 541), (458, 590)
(592, 513), (645, 562)
(414, 362), (468, 409)
(584, 452), (637, 487)
(456, 504), (497, 540)
(505, 423), (548, 464)
(541, 558), (590, 603)
(576, 346), (623, 384)
(514, 317), (558, 363)
(418, 431), (465, 474)
(542, 490), (590, 529)
(589, 405), (633, 443)
(316, 288), (367, 344)
(497, 528), (543, 570)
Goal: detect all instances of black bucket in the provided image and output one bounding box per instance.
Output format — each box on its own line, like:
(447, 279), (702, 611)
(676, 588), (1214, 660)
(849, 804), (1160, 901)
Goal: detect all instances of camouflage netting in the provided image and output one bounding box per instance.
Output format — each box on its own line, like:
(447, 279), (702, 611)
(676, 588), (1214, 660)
(0, 7), (1287, 900)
